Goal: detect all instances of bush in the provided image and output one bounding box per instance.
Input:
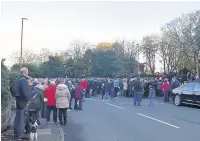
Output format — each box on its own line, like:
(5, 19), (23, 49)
(1, 59), (12, 131)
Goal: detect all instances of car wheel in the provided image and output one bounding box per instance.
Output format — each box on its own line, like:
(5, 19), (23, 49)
(174, 94), (181, 106)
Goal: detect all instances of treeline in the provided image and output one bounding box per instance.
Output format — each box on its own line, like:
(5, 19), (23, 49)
(10, 41), (142, 78)
(8, 10), (200, 77)
(141, 10), (200, 74)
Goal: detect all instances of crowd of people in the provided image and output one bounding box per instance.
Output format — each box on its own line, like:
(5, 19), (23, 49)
(11, 67), (199, 140)
(11, 68), (87, 140)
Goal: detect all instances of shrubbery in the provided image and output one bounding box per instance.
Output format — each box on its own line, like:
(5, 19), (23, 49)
(1, 59), (12, 131)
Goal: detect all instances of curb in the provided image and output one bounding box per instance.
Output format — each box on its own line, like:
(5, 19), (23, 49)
(57, 124), (65, 141)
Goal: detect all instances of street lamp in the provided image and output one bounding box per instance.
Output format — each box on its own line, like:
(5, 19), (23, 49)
(136, 44), (140, 78)
(20, 18), (28, 67)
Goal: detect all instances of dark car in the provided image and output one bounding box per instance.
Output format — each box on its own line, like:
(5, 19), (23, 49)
(172, 83), (200, 106)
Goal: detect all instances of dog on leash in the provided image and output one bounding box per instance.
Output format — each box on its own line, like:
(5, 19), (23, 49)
(30, 120), (38, 141)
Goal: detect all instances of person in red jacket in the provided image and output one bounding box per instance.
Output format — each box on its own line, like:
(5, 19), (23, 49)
(80, 79), (88, 93)
(44, 81), (57, 123)
(162, 79), (171, 102)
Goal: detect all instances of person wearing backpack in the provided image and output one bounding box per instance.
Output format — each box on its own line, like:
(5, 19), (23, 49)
(24, 83), (44, 134)
(29, 84), (44, 124)
(12, 67), (31, 140)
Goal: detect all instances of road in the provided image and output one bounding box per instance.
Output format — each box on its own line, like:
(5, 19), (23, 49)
(62, 96), (200, 141)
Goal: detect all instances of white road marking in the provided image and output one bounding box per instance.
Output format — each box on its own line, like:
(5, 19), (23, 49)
(105, 103), (124, 109)
(137, 113), (180, 129)
(87, 98), (97, 101)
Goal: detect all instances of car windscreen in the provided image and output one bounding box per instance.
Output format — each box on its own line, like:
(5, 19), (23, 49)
(181, 83), (195, 91)
(194, 84), (200, 91)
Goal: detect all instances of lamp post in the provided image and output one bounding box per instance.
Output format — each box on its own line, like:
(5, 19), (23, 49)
(20, 18), (28, 67)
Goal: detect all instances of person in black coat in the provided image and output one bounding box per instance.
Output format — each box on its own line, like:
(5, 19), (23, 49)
(13, 67), (31, 140)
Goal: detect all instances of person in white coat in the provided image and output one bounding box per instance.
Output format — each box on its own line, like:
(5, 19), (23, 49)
(56, 81), (71, 126)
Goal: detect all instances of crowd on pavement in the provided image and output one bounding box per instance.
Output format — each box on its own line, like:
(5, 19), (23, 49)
(10, 67), (87, 140)
(10, 67), (200, 140)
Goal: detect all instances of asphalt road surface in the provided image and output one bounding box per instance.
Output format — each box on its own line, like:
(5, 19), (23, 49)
(63, 96), (200, 141)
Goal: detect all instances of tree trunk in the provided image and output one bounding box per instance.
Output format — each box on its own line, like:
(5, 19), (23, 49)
(195, 52), (199, 76)
(163, 58), (166, 73)
(194, 53), (197, 74)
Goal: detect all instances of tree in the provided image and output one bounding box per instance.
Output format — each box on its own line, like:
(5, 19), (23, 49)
(161, 10), (200, 74)
(142, 35), (158, 74)
(69, 40), (90, 61)
(158, 33), (181, 73)
(91, 49), (121, 77)
(10, 49), (38, 64)
(97, 42), (112, 49)
(37, 48), (52, 63)
(10, 63), (39, 78)
(82, 49), (93, 76)
(1, 59), (12, 131)
(39, 56), (64, 78)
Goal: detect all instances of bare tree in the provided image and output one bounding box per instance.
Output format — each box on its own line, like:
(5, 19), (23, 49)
(161, 10), (200, 74)
(142, 35), (158, 74)
(37, 48), (52, 63)
(69, 40), (90, 61)
(158, 34), (182, 73)
(10, 49), (38, 64)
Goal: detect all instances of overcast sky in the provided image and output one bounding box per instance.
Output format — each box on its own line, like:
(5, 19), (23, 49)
(1, 1), (200, 71)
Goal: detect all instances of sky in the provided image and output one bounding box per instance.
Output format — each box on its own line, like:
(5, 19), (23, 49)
(0, 1), (200, 71)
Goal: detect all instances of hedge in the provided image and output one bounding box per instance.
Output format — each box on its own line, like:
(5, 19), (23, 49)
(1, 60), (12, 131)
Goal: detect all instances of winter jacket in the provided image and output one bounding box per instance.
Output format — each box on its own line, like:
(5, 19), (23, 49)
(119, 80), (123, 90)
(148, 88), (156, 98)
(16, 75), (31, 101)
(171, 80), (180, 89)
(123, 82), (128, 90)
(44, 84), (56, 106)
(92, 81), (97, 90)
(151, 80), (157, 90)
(134, 80), (143, 92)
(104, 82), (111, 93)
(162, 82), (171, 93)
(15, 75), (31, 109)
(29, 84), (44, 111)
(56, 84), (71, 109)
(80, 80), (88, 92)
(114, 80), (119, 88)
(75, 85), (83, 99)
(157, 81), (162, 90)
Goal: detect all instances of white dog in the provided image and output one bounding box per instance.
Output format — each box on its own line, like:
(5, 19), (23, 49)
(30, 120), (38, 141)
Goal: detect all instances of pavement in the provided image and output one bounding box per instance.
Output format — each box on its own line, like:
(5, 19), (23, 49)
(63, 95), (200, 141)
(1, 110), (64, 141)
(36, 118), (64, 141)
